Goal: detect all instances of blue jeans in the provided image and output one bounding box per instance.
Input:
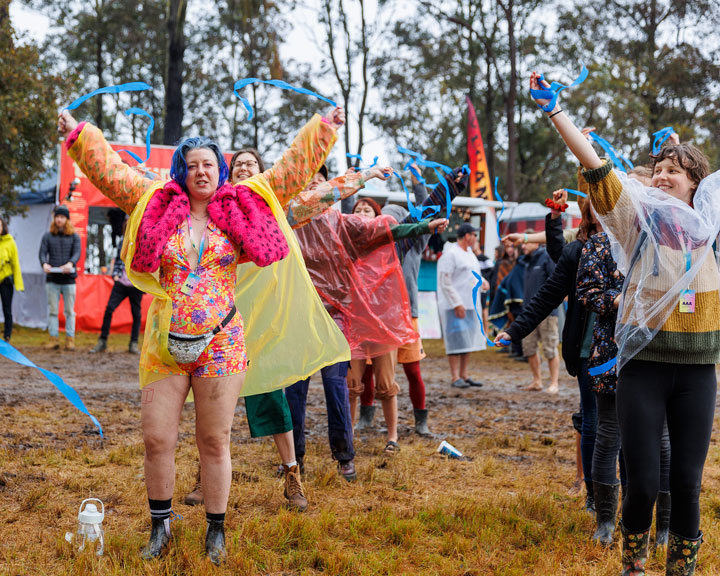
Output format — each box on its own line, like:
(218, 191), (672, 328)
(577, 358), (597, 487)
(285, 361), (355, 463)
(46, 283), (76, 337)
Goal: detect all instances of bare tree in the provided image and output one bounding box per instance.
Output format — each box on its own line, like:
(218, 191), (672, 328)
(164, 0), (187, 145)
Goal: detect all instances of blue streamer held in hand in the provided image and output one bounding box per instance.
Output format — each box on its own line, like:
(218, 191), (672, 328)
(588, 357), (617, 377)
(64, 82), (152, 111)
(589, 132), (634, 173)
(493, 177), (505, 239)
(471, 271), (502, 348)
(346, 153), (378, 170)
(233, 78), (336, 121)
(652, 127), (675, 155)
(564, 188), (587, 198)
(118, 108), (154, 164)
(531, 65), (589, 113)
(0, 339), (103, 437)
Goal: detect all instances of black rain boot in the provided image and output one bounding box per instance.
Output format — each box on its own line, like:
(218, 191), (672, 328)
(592, 482), (619, 546)
(666, 531), (702, 576)
(413, 409), (431, 436)
(354, 405), (376, 431)
(584, 479), (596, 514)
(205, 520), (226, 566)
(654, 491), (671, 548)
(141, 517), (171, 560)
(621, 522), (650, 576)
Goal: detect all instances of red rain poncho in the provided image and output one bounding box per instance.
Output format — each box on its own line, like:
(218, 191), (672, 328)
(294, 209), (417, 359)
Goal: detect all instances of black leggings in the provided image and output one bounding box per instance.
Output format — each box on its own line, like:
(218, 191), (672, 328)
(0, 277), (13, 340)
(593, 392), (670, 490)
(617, 359), (716, 537)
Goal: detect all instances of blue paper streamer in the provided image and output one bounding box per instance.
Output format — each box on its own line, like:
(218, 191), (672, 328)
(233, 78), (336, 121)
(589, 132), (634, 173)
(346, 153), (378, 170)
(530, 65), (589, 113)
(652, 127), (675, 155)
(471, 271), (502, 348)
(118, 107), (154, 164)
(493, 177), (505, 239)
(397, 147), (453, 220)
(391, 170), (440, 221)
(588, 357), (617, 377)
(64, 82), (152, 111)
(564, 188), (587, 198)
(0, 339), (103, 437)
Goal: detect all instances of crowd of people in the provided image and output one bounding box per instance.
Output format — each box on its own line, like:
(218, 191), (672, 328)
(0, 69), (716, 575)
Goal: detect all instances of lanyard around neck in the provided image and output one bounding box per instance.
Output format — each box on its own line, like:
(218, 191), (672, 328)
(186, 215), (206, 271)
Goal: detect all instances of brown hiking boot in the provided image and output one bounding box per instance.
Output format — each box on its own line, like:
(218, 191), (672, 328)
(65, 336), (76, 351)
(44, 336), (60, 350)
(282, 464), (307, 512)
(183, 467), (203, 506)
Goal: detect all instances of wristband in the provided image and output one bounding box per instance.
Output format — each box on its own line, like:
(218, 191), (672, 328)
(547, 108), (563, 119)
(523, 233), (528, 244)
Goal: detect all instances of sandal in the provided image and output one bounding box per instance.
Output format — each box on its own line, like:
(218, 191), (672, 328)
(383, 441), (400, 455)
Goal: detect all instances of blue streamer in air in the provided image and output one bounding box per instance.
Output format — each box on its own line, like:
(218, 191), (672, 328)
(397, 146), (453, 220)
(471, 271), (508, 348)
(565, 188), (587, 198)
(233, 78), (336, 121)
(588, 357), (617, 377)
(392, 170), (440, 221)
(652, 127), (675, 155)
(530, 65), (589, 113)
(346, 153), (378, 170)
(0, 339), (103, 437)
(589, 132), (634, 173)
(64, 82), (153, 111)
(118, 108), (154, 164)
(493, 177), (505, 239)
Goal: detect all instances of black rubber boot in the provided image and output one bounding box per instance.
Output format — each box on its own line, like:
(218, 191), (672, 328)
(354, 405), (376, 431)
(141, 517), (171, 560)
(584, 479), (596, 514)
(621, 522), (650, 576)
(90, 338), (107, 354)
(655, 491), (671, 548)
(205, 520), (226, 566)
(592, 482), (619, 546)
(666, 530), (702, 576)
(413, 409), (431, 436)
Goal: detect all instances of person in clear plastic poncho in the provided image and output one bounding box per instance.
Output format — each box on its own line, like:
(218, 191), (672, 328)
(530, 70), (720, 575)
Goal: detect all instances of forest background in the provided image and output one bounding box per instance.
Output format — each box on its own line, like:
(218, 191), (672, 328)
(2, 0), (720, 219)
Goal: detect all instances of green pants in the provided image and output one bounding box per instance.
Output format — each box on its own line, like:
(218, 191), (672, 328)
(244, 389), (292, 438)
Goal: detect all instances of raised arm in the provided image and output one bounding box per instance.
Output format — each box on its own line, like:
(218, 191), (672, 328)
(289, 166), (391, 228)
(264, 107), (343, 207)
(58, 111), (153, 214)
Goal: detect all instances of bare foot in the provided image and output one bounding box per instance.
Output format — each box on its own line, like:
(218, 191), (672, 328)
(520, 383), (543, 391)
(547, 383), (559, 394)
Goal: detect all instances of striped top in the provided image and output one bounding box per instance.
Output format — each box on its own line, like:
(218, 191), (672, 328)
(583, 162), (720, 364)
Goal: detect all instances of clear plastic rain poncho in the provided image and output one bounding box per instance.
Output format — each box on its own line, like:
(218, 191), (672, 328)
(597, 169), (720, 371)
(294, 209), (418, 359)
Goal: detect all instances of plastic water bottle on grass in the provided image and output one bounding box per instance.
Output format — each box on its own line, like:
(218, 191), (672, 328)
(65, 498), (105, 556)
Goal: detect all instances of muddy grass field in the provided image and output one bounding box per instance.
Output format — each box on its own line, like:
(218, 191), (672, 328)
(2, 329), (720, 575)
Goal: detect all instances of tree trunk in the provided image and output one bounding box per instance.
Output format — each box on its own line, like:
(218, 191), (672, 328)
(163, 0), (187, 145)
(503, 0), (518, 201)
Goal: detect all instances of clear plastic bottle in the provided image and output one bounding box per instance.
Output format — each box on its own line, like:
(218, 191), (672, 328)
(66, 498), (105, 556)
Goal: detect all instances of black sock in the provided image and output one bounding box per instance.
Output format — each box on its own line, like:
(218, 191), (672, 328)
(149, 498), (172, 521)
(206, 511), (225, 524)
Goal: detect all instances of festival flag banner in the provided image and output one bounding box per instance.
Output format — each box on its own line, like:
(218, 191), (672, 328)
(466, 96), (492, 200)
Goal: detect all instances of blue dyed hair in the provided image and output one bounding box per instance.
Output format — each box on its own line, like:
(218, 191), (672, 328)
(170, 136), (229, 191)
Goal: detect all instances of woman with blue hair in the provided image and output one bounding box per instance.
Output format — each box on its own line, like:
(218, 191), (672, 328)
(57, 106), (349, 565)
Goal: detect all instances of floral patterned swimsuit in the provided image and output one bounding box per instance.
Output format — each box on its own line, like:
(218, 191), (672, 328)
(150, 220), (248, 378)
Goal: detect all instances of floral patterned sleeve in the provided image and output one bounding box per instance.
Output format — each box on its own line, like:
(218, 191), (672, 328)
(263, 114), (338, 208)
(67, 123), (153, 214)
(576, 237), (621, 317)
(287, 170), (370, 228)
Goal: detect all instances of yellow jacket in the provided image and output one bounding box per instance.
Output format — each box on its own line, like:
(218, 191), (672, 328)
(68, 117), (350, 394)
(0, 234), (23, 291)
